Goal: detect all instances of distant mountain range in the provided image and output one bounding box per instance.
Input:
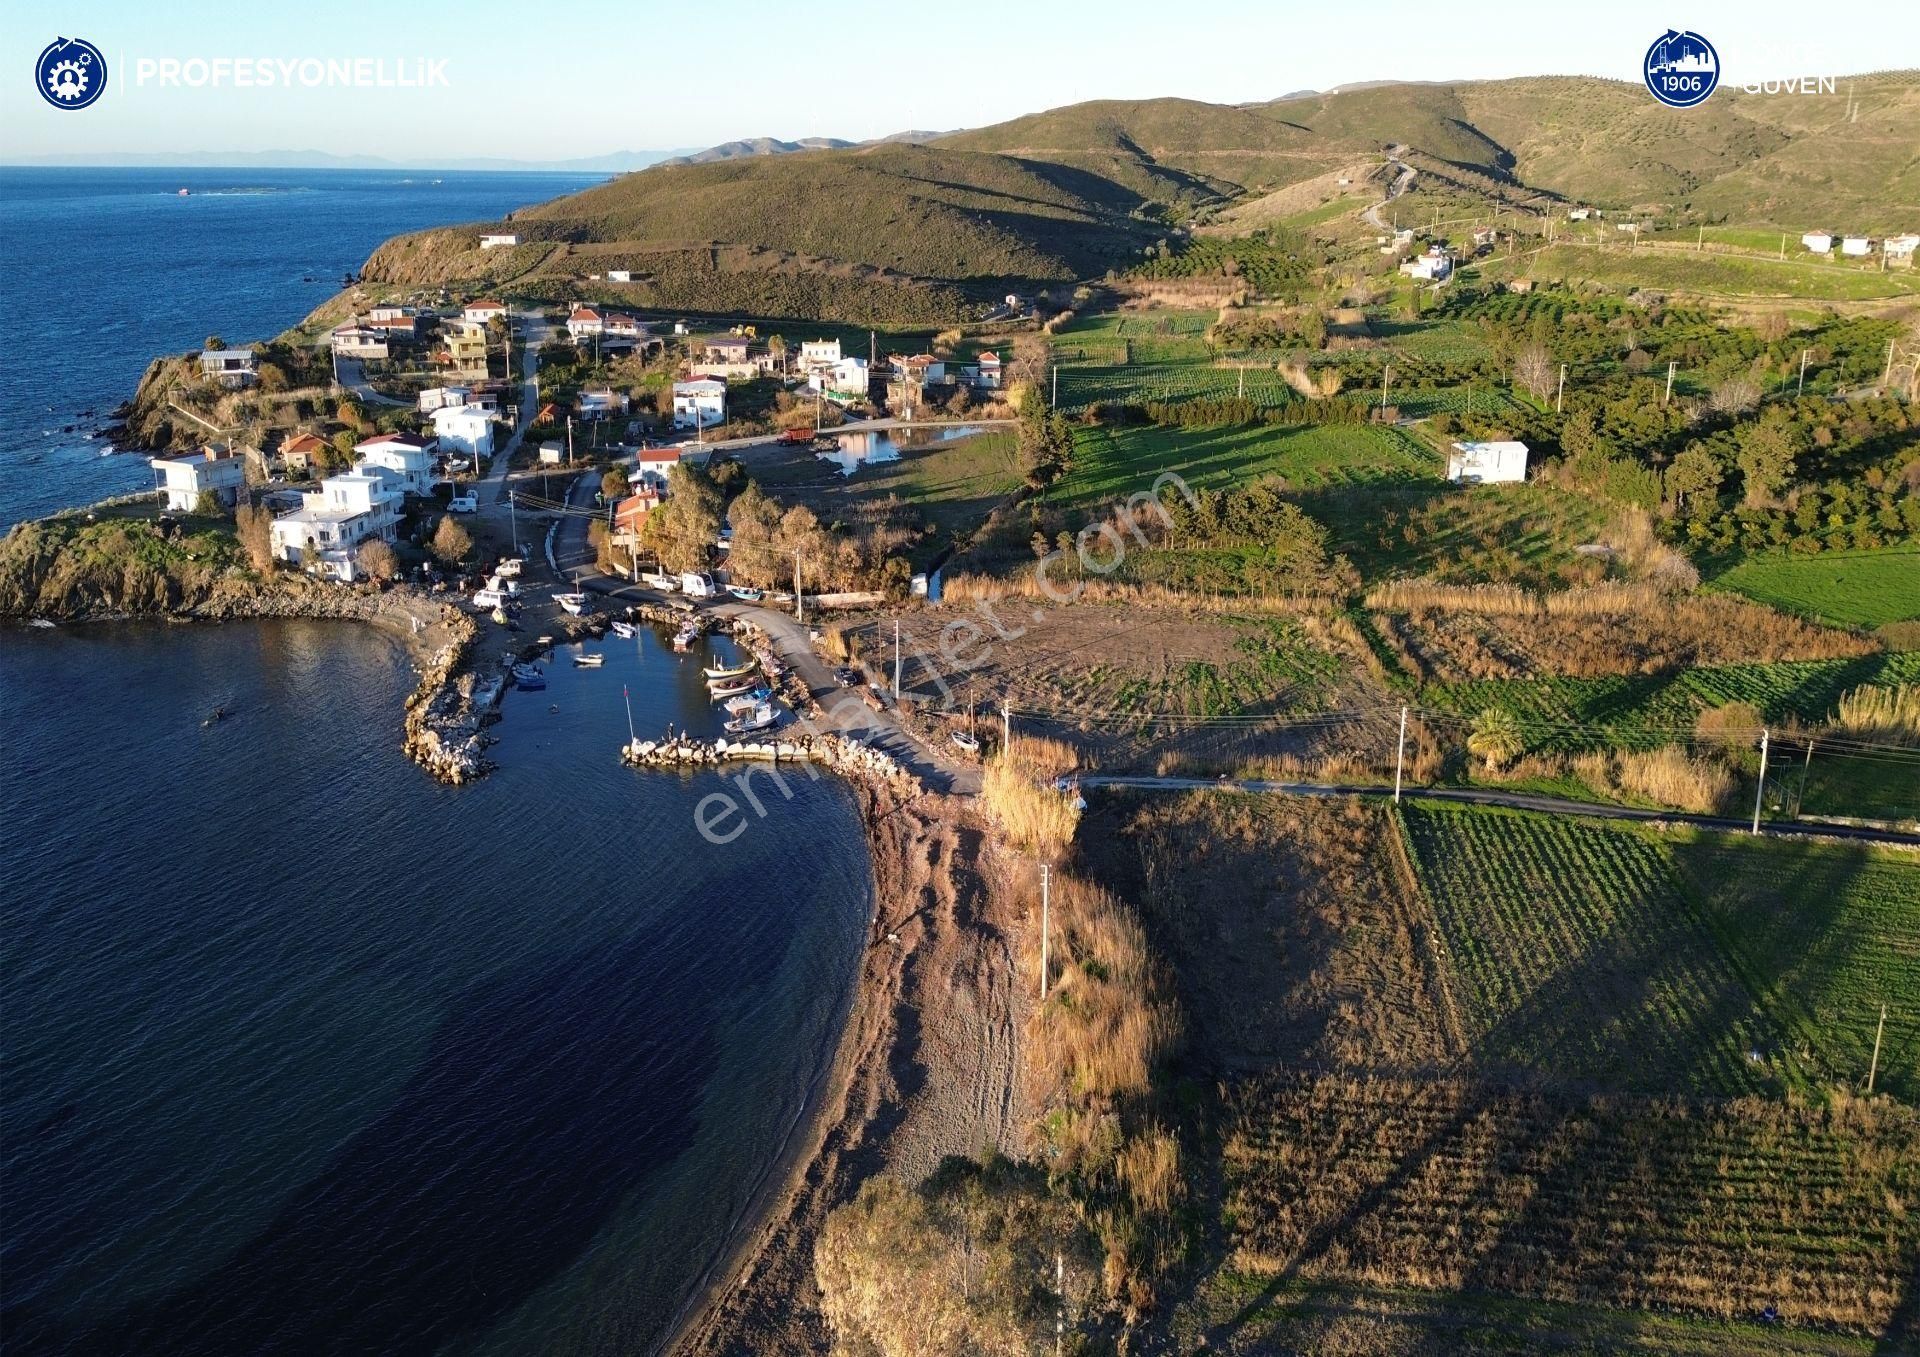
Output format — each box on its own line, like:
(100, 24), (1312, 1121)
(4, 148), (691, 173)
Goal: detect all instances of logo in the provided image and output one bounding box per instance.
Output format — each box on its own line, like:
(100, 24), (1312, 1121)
(36, 36), (107, 110)
(1643, 29), (1719, 107)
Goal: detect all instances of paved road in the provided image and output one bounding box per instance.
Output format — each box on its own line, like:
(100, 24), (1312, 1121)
(545, 471), (981, 794)
(335, 356), (408, 407)
(1076, 775), (1920, 848)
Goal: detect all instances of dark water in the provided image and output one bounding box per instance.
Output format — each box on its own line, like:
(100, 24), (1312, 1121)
(0, 167), (604, 526)
(0, 619), (872, 1355)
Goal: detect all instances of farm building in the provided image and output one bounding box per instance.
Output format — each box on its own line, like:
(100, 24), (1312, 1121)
(1885, 234), (1919, 263)
(1400, 247), (1453, 282)
(1841, 236), (1872, 257)
(1802, 231), (1833, 253)
(479, 233), (520, 248)
(1446, 441), (1529, 485)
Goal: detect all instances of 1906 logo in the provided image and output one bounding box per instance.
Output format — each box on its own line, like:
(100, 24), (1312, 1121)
(36, 36), (107, 110)
(1643, 29), (1719, 107)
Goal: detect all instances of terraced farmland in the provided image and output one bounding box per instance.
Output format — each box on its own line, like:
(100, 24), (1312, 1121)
(1396, 805), (1789, 1094)
(1670, 833), (1920, 1103)
(1222, 1073), (1920, 1333)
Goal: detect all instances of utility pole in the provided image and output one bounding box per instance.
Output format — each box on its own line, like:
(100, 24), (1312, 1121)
(1380, 363), (1390, 412)
(1696, 223), (1703, 252)
(1051, 364), (1058, 408)
(1798, 348), (1810, 397)
(1664, 360), (1676, 406)
(1393, 704), (1408, 803)
(1751, 728), (1770, 835)
(1778, 232), (1786, 260)
(508, 490), (517, 554)
(793, 549), (803, 623)
(1795, 739), (1814, 817)
(1885, 338), (1897, 388)
(566, 415), (574, 468)
(1556, 363), (1567, 413)
(892, 619), (901, 699)
(1002, 699), (1011, 752)
(1866, 1003), (1887, 1094)
(1039, 863), (1051, 1001)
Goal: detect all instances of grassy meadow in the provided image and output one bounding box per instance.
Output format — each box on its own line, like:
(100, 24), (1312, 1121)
(1710, 548), (1920, 629)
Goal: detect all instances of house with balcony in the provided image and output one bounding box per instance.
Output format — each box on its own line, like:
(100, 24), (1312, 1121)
(1400, 246), (1454, 282)
(672, 378), (726, 430)
(418, 385), (474, 413)
(151, 445), (247, 512)
(331, 324), (390, 359)
(430, 404), (496, 459)
(567, 306), (605, 342)
(352, 432), (440, 497)
(269, 472), (401, 580)
(808, 355), (870, 397)
(689, 333), (759, 380)
(198, 348), (257, 389)
(635, 446), (683, 492)
(462, 299), (506, 324)
(577, 388), (630, 421)
(439, 318), (490, 374)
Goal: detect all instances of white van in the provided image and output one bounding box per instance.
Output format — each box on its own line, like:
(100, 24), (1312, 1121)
(448, 493), (478, 514)
(473, 587), (507, 609)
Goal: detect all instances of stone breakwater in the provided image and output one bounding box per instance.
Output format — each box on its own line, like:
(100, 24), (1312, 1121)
(621, 731), (918, 792)
(401, 610), (491, 785)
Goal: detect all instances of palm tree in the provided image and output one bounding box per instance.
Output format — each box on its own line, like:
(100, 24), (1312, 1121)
(1467, 706), (1523, 771)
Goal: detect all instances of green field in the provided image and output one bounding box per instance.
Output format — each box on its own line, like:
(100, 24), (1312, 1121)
(1397, 803), (1789, 1094)
(1710, 548), (1920, 628)
(1047, 422), (1439, 513)
(1309, 480), (1615, 586)
(1669, 832), (1920, 1103)
(1514, 244), (1920, 301)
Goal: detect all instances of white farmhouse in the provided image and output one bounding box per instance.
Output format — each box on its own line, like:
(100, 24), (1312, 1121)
(567, 306), (604, 342)
(1841, 236), (1872, 257)
(1399, 246), (1453, 282)
(269, 472), (401, 580)
(462, 299), (506, 324)
(672, 378), (727, 430)
(607, 269), (634, 283)
(150, 446), (247, 512)
(331, 325), (389, 359)
(1885, 234), (1919, 263)
(800, 338), (843, 373)
(430, 404), (496, 460)
(353, 432), (440, 497)
(635, 446), (683, 492)
(577, 388), (629, 421)
(1802, 231), (1834, 254)
(809, 356), (870, 396)
(479, 233), (521, 249)
(1446, 440), (1529, 485)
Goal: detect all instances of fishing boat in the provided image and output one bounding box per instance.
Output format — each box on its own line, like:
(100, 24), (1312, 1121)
(573, 654), (604, 668)
(702, 659), (756, 681)
(724, 688), (773, 713)
(726, 585), (765, 602)
(512, 664), (546, 690)
(552, 592), (588, 616)
(708, 675), (760, 699)
(951, 730), (981, 754)
(672, 625), (699, 652)
(724, 702), (781, 735)
(609, 620), (636, 639)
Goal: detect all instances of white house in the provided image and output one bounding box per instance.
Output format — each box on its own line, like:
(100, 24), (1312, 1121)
(151, 446), (247, 512)
(1841, 236), (1872, 257)
(800, 338), (842, 373)
(538, 441), (567, 466)
(479, 233), (521, 249)
(690, 334), (758, 380)
(672, 378), (727, 430)
(1400, 246), (1453, 282)
(1885, 234), (1919, 263)
(1802, 231), (1834, 254)
(430, 404), (496, 460)
(331, 325), (389, 359)
(604, 313), (648, 341)
(1446, 440), (1529, 485)
(973, 352), (1002, 389)
(198, 348), (257, 389)
(567, 306), (605, 342)
(607, 269), (634, 283)
(634, 446), (683, 492)
(462, 299), (506, 324)
(353, 432), (440, 497)
(269, 472), (401, 580)
(809, 356), (870, 397)
(1568, 208), (1591, 222)
(418, 385), (473, 413)
(577, 388), (629, 420)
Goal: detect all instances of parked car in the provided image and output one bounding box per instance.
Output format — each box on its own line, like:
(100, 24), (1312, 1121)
(835, 667), (862, 687)
(473, 587), (507, 608)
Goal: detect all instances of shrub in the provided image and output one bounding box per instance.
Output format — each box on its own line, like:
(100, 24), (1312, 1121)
(1830, 683), (1920, 745)
(1573, 746), (1735, 814)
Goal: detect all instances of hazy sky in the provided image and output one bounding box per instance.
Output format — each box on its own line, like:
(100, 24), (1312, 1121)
(6, 0), (1914, 164)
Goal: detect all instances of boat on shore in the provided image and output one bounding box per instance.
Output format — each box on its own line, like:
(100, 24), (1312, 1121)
(609, 620), (636, 639)
(708, 676), (760, 699)
(726, 585), (765, 602)
(702, 659), (756, 681)
(512, 663), (546, 690)
(552, 592), (588, 616)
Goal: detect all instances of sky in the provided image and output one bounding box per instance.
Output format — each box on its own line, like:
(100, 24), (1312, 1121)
(5, 0), (1916, 165)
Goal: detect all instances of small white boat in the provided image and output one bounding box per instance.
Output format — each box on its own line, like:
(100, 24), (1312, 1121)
(28, 618), (57, 629)
(609, 620), (636, 639)
(951, 730), (980, 754)
(709, 676), (761, 700)
(724, 702), (781, 735)
(703, 660), (756, 681)
(573, 654), (604, 667)
(724, 688), (773, 713)
(552, 592), (588, 616)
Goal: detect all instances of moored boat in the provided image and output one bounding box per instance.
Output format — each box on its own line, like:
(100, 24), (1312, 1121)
(512, 663), (546, 690)
(552, 592), (588, 616)
(609, 620), (636, 639)
(726, 585), (764, 602)
(708, 675), (760, 699)
(573, 654), (604, 668)
(702, 659), (756, 681)
(724, 702), (781, 735)
(723, 688), (773, 713)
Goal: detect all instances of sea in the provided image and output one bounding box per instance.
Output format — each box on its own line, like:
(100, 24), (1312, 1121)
(0, 170), (877, 1355)
(0, 166), (606, 527)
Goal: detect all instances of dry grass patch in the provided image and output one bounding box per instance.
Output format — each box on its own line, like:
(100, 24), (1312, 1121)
(1572, 746), (1736, 815)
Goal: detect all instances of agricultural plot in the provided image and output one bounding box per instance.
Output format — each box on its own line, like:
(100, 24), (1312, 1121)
(1051, 361), (1302, 412)
(1047, 422), (1438, 514)
(1095, 618), (1346, 719)
(1306, 480), (1616, 587)
(1423, 651), (1920, 751)
(1396, 804), (1789, 1094)
(1710, 548), (1920, 628)
(1221, 1072), (1920, 1334)
(1669, 833), (1920, 1103)
(1517, 244), (1920, 301)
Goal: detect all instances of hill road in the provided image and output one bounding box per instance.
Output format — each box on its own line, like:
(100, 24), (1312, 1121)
(1073, 775), (1920, 848)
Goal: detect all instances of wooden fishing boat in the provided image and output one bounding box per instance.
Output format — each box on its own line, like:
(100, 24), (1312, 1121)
(702, 659), (756, 681)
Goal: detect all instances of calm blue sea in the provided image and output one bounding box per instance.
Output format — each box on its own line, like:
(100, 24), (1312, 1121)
(0, 168), (876, 1355)
(0, 167), (603, 526)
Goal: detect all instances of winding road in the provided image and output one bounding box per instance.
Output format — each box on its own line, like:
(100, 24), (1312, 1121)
(1363, 147), (1416, 231)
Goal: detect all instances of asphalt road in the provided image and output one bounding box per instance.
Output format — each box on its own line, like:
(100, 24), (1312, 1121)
(1076, 775), (1920, 848)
